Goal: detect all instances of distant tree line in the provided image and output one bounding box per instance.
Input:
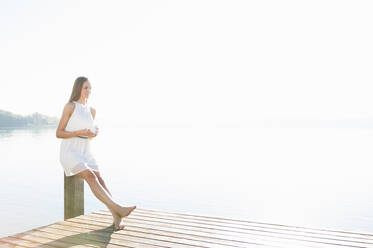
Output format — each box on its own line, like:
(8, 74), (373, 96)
(0, 110), (59, 127)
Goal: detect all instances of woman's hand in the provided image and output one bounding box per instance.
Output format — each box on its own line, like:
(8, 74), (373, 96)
(90, 127), (99, 139)
(79, 128), (97, 138)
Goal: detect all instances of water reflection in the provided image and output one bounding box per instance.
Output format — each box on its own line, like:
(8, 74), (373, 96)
(0, 125), (57, 138)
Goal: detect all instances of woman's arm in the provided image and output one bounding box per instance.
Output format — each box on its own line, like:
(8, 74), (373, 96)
(90, 107), (96, 120)
(56, 102), (95, 139)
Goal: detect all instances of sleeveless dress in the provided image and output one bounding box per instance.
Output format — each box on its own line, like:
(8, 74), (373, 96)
(59, 101), (99, 176)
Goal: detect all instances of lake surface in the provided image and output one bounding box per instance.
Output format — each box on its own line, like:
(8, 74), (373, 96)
(2, 124), (373, 238)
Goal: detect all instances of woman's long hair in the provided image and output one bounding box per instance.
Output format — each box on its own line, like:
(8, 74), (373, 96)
(68, 76), (88, 102)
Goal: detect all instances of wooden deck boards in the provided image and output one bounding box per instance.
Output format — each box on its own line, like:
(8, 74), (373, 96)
(1, 207), (373, 248)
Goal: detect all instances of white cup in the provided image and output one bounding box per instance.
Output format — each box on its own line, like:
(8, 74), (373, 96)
(89, 124), (98, 134)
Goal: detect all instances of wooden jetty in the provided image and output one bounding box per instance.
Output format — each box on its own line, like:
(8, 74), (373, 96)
(2, 175), (373, 247)
(3, 207), (373, 248)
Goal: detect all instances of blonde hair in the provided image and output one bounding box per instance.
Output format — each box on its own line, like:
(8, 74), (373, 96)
(68, 76), (88, 102)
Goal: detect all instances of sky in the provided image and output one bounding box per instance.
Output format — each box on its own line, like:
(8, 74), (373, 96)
(1, 0), (373, 128)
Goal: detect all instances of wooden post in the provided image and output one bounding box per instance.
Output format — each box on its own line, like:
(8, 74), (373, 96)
(64, 174), (84, 220)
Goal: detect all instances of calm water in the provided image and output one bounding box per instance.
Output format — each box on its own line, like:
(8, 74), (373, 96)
(2, 125), (373, 238)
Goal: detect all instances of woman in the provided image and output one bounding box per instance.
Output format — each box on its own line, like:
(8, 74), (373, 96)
(56, 76), (136, 231)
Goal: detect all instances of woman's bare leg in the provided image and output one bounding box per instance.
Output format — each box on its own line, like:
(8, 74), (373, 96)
(76, 170), (136, 221)
(93, 171), (124, 230)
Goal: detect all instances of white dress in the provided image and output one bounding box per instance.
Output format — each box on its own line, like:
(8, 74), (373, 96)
(59, 101), (99, 177)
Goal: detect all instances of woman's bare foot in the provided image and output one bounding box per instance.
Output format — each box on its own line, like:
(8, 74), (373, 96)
(112, 211), (125, 231)
(117, 205), (136, 218)
(108, 208), (125, 231)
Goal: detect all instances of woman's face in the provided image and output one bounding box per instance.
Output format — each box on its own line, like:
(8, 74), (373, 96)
(80, 81), (92, 99)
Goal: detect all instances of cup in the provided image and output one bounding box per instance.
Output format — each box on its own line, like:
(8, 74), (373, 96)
(90, 124), (98, 134)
